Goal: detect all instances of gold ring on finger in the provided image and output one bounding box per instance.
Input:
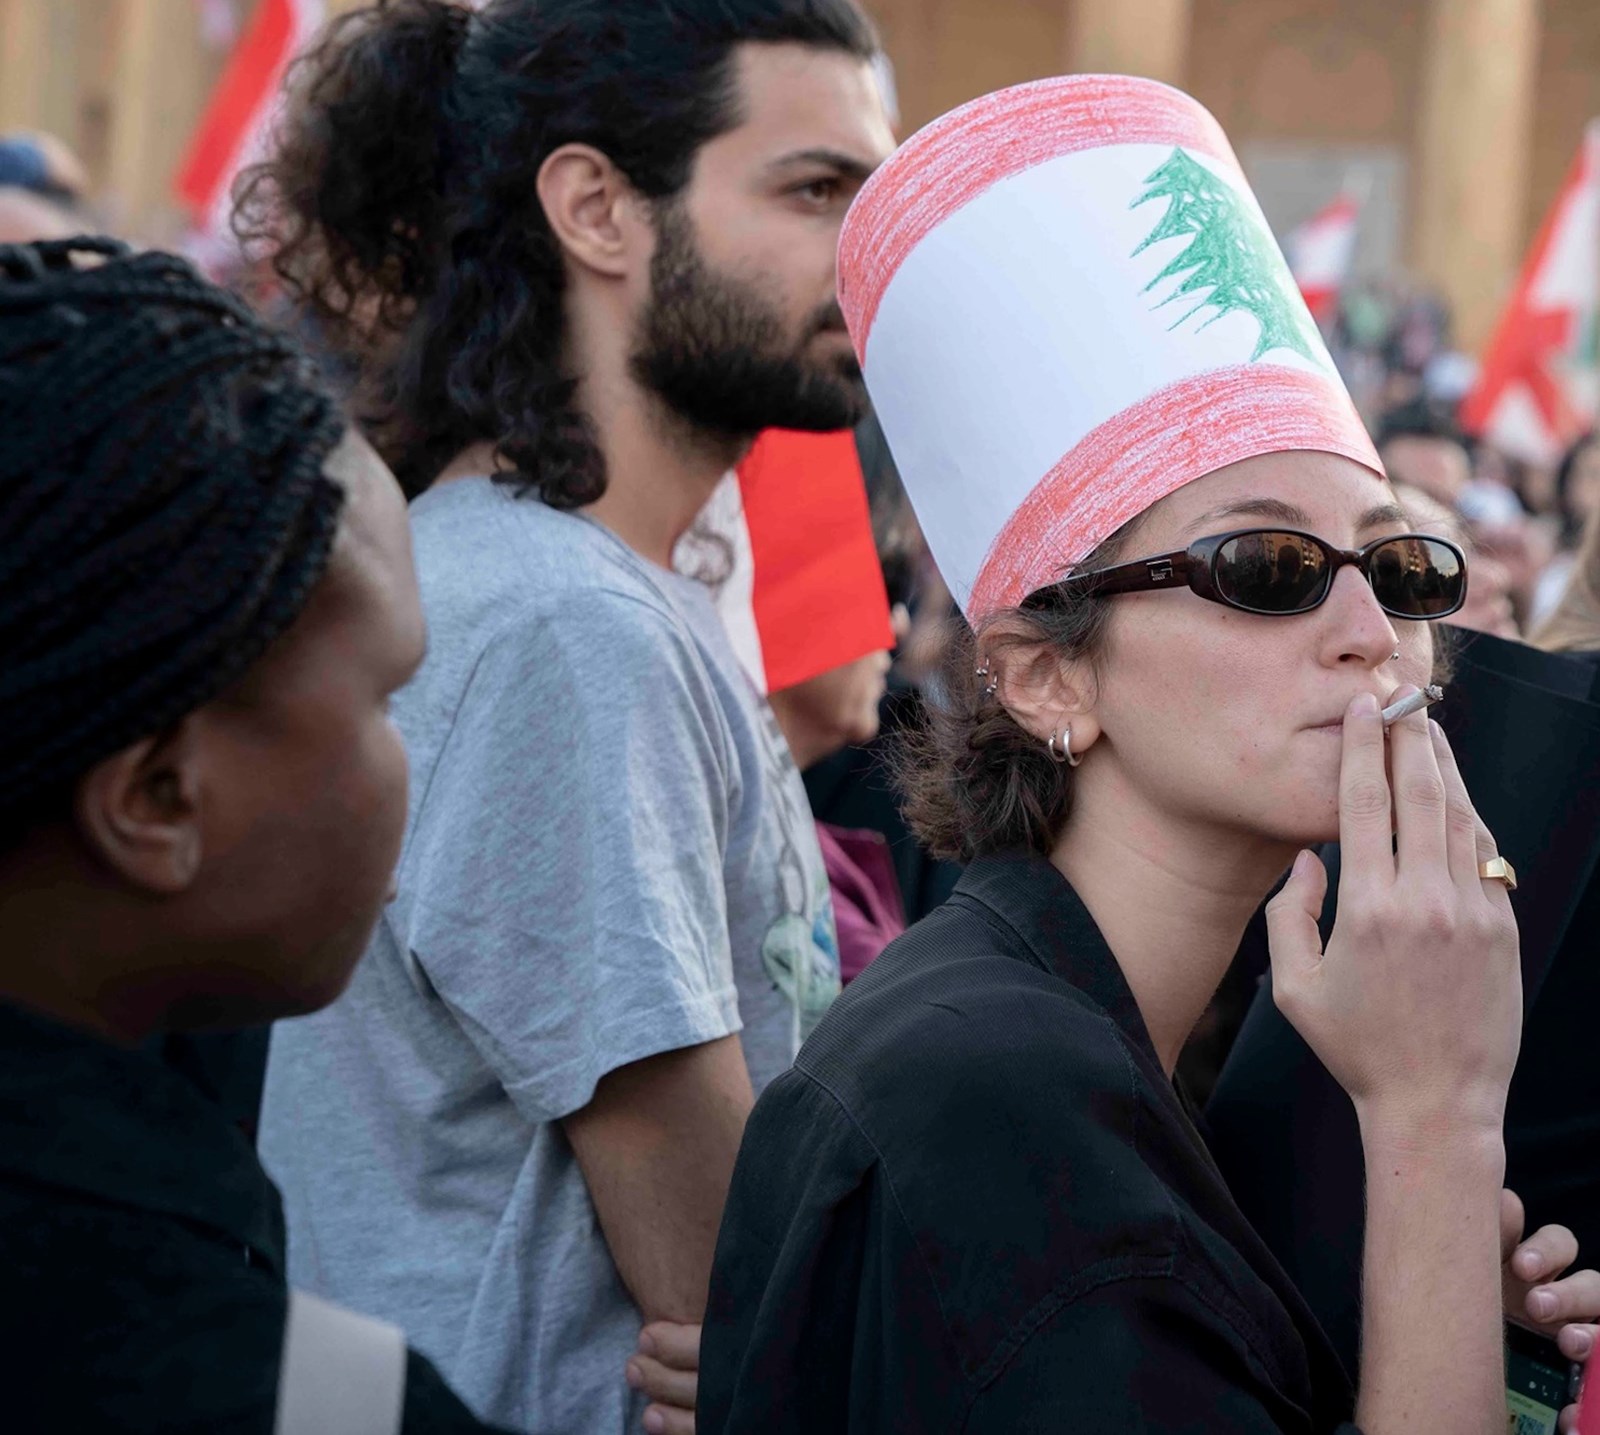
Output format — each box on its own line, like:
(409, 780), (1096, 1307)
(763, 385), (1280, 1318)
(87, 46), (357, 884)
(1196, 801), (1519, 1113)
(1478, 856), (1518, 892)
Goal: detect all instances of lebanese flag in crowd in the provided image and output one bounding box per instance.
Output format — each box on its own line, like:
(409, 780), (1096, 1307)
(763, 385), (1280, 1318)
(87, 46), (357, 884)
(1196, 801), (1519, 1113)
(1461, 121), (1600, 466)
(1286, 193), (1360, 325)
(175, 0), (325, 241)
(686, 430), (894, 696)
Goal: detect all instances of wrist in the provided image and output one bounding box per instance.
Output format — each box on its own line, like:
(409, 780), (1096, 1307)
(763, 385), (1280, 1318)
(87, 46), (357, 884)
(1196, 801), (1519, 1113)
(1356, 1095), (1506, 1168)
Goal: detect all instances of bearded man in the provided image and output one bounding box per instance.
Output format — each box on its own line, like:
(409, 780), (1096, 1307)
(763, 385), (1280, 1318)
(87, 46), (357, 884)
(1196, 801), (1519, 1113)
(240, 3), (894, 1432)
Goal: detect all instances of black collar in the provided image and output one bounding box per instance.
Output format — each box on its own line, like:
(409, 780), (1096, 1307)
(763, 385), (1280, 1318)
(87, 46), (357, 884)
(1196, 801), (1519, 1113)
(949, 849), (1162, 1072)
(0, 1002), (284, 1268)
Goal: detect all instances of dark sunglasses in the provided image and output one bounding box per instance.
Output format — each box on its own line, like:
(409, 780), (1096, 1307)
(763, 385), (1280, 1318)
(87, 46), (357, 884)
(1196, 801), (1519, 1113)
(1023, 528), (1468, 620)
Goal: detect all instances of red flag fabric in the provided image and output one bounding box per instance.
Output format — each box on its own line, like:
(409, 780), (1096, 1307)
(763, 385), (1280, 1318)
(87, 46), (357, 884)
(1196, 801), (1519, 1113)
(737, 429), (895, 693)
(685, 431), (894, 695)
(1286, 194), (1360, 325)
(175, 0), (323, 235)
(1460, 122), (1600, 465)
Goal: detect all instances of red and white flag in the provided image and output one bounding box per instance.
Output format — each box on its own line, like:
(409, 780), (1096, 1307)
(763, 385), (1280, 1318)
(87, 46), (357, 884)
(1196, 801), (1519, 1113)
(683, 430), (895, 696)
(1286, 193), (1360, 326)
(175, 0), (325, 250)
(1461, 121), (1600, 466)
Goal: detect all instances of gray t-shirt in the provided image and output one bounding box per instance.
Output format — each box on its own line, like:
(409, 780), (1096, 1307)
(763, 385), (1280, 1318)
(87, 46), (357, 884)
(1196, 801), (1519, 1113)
(258, 478), (839, 1434)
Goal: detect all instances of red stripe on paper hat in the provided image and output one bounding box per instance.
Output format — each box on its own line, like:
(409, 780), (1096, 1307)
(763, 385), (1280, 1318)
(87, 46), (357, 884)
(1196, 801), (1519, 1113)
(839, 74), (1239, 358)
(968, 365), (1381, 617)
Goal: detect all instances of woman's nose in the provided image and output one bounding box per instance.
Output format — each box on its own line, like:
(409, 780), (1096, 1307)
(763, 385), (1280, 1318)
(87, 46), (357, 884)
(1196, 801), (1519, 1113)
(1319, 565), (1400, 666)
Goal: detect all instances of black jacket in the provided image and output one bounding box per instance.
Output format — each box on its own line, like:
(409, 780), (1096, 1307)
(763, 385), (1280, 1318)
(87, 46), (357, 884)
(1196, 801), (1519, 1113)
(701, 852), (1359, 1433)
(0, 1000), (504, 1434)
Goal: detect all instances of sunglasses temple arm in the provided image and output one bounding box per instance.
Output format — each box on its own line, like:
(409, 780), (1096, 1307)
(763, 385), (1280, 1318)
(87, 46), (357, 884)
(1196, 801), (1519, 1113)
(1082, 552), (1193, 597)
(1030, 551), (1196, 606)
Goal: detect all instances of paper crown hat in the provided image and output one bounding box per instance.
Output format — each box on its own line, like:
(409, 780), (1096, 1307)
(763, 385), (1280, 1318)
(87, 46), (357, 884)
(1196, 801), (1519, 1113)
(838, 74), (1383, 622)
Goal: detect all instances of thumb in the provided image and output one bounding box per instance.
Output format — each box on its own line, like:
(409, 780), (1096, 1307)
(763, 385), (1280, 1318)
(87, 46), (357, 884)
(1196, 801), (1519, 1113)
(1266, 849), (1328, 990)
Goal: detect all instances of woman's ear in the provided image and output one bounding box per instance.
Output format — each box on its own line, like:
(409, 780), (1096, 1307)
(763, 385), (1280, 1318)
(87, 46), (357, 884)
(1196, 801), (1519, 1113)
(986, 616), (1103, 755)
(74, 717), (205, 895)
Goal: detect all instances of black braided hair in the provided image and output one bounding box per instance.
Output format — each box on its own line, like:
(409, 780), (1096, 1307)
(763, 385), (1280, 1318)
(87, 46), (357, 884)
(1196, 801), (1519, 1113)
(0, 237), (347, 826)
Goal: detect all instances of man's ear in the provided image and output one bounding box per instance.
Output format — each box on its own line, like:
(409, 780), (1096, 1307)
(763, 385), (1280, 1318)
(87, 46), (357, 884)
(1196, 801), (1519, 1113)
(986, 617), (1104, 757)
(536, 143), (648, 280)
(74, 717), (205, 895)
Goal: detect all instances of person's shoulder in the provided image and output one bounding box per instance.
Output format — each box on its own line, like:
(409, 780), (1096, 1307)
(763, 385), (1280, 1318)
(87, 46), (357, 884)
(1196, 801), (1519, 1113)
(805, 908), (1138, 1130)
(409, 479), (686, 627)
(400, 498), (714, 713)
(466, 581), (720, 717)
(778, 913), (1188, 1382)
(0, 1176), (286, 1429)
(796, 912), (1168, 1242)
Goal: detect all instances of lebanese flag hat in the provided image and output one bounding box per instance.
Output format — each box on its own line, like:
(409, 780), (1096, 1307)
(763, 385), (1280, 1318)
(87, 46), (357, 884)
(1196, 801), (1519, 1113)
(838, 74), (1383, 623)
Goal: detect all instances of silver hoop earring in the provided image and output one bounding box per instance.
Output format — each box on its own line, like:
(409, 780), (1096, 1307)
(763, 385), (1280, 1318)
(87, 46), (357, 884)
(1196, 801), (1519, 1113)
(1048, 726), (1082, 768)
(975, 660), (998, 698)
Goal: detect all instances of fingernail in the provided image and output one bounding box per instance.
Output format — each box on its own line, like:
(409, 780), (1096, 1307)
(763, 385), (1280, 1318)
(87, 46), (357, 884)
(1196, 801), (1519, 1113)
(1529, 1289), (1558, 1320)
(643, 1410), (665, 1434)
(625, 1361), (643, 1389)
(1518, 1250), (1544, 1278)
(637, 1331), (657, 1357)
(1569, 1326), (1594, 1357)
(1352, 693), (1379, 717)
(1428, 718), (1445, 739)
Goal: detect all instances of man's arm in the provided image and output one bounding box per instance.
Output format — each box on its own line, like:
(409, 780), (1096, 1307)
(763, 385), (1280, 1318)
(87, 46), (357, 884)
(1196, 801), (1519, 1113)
(564, 1034), (754, 1323)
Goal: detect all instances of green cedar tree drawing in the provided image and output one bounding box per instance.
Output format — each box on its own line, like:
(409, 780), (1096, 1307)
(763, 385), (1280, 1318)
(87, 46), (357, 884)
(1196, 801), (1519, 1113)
(1130, 147), (1319, 364)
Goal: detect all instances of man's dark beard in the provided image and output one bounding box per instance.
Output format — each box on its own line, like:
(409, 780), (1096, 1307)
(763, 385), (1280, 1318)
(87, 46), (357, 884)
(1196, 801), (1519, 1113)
(630, 202), (867, 439)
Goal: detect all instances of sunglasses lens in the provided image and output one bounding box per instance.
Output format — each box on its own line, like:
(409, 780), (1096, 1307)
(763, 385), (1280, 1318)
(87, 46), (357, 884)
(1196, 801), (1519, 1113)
(1368, 536), (1465, 617)
(1214, 531), (1331, 613)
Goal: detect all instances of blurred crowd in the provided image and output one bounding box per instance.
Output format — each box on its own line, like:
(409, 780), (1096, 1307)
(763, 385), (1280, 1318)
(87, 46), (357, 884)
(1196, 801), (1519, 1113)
(1327, 276), (1600, 643)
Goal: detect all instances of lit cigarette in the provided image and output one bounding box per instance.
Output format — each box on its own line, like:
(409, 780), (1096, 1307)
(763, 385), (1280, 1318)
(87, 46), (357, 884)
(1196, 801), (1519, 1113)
(1381, 684), (1444, 727)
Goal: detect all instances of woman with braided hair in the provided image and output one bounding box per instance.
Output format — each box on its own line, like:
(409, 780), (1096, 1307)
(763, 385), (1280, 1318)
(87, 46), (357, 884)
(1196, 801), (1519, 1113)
(0, 237), (514, 1432)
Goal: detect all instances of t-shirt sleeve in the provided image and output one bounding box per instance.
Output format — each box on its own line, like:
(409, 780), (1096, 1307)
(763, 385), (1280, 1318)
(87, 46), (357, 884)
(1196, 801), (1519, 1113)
(962, 1275), (1364, 1434)
(399, 589), (744, 1123)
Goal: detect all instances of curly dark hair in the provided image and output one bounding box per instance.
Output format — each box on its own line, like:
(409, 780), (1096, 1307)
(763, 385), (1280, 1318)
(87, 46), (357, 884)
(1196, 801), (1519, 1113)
(894, 519), (1145, 863)
(0, 237), (345, 829)
(234, 0), (878, 501)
